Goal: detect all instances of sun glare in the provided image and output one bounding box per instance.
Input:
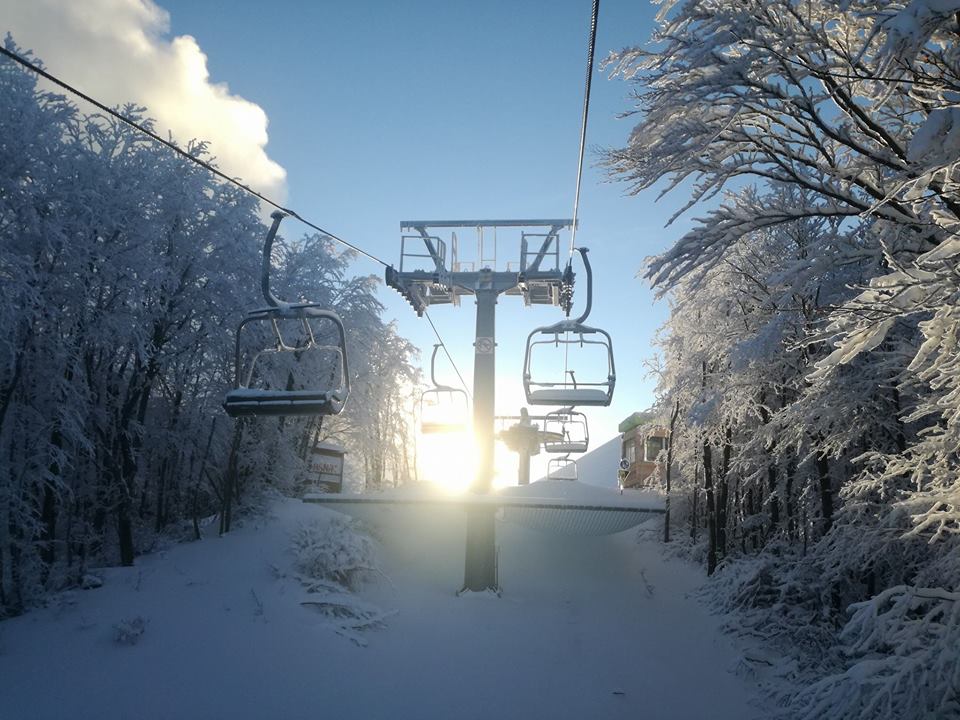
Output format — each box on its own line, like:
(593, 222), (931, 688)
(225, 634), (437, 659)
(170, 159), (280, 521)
(415, 384), (546, 493)
(416, 429), (523, 493)
(416, 431), (477, 494)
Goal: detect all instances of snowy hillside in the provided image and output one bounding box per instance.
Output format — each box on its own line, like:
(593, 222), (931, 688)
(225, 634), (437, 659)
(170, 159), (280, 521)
(535, 434), (622, 488)
(0, 495), (762, 720)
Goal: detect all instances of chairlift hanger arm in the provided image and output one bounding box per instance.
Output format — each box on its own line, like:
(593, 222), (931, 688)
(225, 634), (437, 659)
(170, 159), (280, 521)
(429, 344), (443, 387)
(569, 246), (592, 324)
(261, 211), (287, 307)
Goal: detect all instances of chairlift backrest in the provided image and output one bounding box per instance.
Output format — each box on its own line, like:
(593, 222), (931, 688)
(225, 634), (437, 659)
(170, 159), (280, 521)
(224, 212), (350, 418)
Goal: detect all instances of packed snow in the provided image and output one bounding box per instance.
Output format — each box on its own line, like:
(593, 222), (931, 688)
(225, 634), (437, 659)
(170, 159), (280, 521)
(0, 491), (763, 720)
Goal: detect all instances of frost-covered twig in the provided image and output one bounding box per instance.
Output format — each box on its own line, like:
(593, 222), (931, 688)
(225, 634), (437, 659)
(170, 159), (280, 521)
(300, 593), (397, 647)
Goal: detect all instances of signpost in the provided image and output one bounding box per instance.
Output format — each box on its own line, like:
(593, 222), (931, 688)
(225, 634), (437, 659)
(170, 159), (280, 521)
(307, 441), (347, 493)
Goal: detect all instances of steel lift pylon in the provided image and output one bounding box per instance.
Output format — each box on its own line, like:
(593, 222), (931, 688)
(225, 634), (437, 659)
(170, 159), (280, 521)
(387, 219), (573, 592)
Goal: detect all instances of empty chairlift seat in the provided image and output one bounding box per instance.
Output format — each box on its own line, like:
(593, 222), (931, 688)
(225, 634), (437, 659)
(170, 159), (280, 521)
(224, 304), (349, 417)
(521, 247), (615, 408)
(223, 211), (350, 418)
(541, 407), (589, 454)
(547, 454), (578, 481)
(522, 321), (615, 407)
(420, 386), (470, 433)
(419, 344), (470, 434)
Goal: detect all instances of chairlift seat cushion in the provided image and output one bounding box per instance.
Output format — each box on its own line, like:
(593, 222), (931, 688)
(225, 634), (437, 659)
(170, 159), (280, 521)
(527, 388), (610, 406)
(538, 431), (566, 443)
(223, 389), (344, 417)
(543, 442), (589, 454)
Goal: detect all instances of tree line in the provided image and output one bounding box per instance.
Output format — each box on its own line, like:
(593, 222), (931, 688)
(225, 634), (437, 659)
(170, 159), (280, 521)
(608, 2), (960, 716)
(0, 40), (417, 617)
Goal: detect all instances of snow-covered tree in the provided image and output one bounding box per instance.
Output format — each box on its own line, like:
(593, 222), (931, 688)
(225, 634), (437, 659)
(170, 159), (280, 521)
(0, 39), (417, 616)
(608, 1), (960, 713)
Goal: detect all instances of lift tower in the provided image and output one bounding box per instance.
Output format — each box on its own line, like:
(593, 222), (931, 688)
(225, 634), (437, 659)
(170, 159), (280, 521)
(387, 219), (573, 592)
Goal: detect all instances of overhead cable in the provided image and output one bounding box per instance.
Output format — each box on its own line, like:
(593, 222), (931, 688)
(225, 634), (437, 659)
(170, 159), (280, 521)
(569, 0), (600, 254)
(423, 309), (472, 399)
(0, 44), (389, 268)
(2, 44), (489, 395)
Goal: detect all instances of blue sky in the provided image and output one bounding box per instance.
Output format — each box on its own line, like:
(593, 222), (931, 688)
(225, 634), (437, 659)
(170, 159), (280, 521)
(7, 0), (692, 481)
(160, 0), (688, 478)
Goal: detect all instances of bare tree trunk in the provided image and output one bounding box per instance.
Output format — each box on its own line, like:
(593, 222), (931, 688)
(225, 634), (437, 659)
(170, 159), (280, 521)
(220, 421), (244, 536)
(664, 400), (680, 543)
(890, 386), (907, 453)
(767, 463), (779, 536)
(191, 418), (218, 541)
(716, 427), (731, 559)
(758, 393), (780, 538)
(690, 462), (699, 543)
(703, 440), (717, 575)
(785, 454), (797, 541)
(816, 454), (833, 535)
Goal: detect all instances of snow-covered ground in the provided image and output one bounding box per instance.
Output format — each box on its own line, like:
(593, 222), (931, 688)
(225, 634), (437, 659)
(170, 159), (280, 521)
(0, 489), (763, 720)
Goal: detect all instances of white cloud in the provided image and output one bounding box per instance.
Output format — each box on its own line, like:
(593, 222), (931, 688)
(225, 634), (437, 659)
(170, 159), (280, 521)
(3, 0), (286, 200)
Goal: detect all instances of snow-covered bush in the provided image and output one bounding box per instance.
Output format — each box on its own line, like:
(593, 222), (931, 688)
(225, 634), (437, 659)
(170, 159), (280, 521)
(289, 515), (392, 645)
(783, 586), (960, 720)
(113, 616), (148, 646)
(300, 593), (395, 647)
(705, 556), (842, 682)
(80, 574), (103, 590)
(290, 516), (378, 591)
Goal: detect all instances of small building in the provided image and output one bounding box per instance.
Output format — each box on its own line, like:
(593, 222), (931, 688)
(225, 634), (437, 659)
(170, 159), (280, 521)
(618, 412), (669, 490)
(305, 441), (347, 493)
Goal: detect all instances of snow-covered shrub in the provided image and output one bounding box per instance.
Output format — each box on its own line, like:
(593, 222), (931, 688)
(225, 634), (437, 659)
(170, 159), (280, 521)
(290, 515), (378, 591)
(113, 616), (148, 646)
(300, 593), (395, 647)
(289, 515), (393, 645)
(783, 586), (960, 720)
(704, 555), (842, 685)
(80, 574), (103, 590)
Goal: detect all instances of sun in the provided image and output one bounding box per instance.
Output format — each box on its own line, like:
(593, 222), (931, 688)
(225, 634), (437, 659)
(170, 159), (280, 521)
(416, 430), (477, 494)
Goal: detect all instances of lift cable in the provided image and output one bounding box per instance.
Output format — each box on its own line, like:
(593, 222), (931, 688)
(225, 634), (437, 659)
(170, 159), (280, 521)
(0, 44), (390, 269)
(569, 0), (600, 256)
(0, 44), (477, 396)
(0, 45), (472, 400)
(423, 309), (472, 400)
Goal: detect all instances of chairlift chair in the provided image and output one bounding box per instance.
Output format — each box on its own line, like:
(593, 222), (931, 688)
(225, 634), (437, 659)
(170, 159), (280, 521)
(547, 454), (578, 481)
(224, 211), (350, 418)
(541, 407), (589, 454)
(523, 248), (615, 407)
(420, 344), (470, 434)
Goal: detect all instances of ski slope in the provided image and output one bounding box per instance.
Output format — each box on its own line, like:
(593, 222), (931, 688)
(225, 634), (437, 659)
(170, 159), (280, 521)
(0, 492), (763, 720)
